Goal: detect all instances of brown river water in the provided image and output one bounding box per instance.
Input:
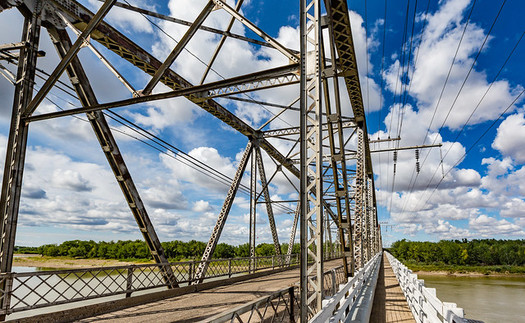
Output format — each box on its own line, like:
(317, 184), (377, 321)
(418, 274), (525, 323)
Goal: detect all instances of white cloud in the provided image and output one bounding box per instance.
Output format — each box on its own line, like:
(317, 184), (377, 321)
(492, 111), (525, 163)
(469, 214), (524, 237)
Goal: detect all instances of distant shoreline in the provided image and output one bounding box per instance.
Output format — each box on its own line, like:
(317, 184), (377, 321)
(412, 269), (525, 278)
(13, 254), (154, 270)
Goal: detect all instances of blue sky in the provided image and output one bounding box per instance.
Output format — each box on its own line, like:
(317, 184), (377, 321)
(0, 0), (524, 248)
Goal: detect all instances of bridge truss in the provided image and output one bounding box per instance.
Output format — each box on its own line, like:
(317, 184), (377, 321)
(0, 0), (381, 321)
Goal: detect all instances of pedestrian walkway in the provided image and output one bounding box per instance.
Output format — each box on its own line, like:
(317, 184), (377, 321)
(370, 254), (416, 323)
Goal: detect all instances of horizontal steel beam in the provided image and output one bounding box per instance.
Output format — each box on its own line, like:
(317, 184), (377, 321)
(25, 64), (299, 122)
(263, 120), (356, 137)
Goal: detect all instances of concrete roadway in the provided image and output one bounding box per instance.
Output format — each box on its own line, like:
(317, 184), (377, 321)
(77, 259), (344, 323)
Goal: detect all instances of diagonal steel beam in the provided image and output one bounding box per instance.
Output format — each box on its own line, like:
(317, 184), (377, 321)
(141, 0), (215, 95)
(212, 0), (299, 63)
(26, 63), (299, 122)
(23, 0), (116, 117)
(97, 0), (280, 50)
(193, 141), (253, 283)
(200, 0), (244, 84)
(48, 26), (178, 287)
(48, 0), (299, 177)
(255, 146), (281, 257)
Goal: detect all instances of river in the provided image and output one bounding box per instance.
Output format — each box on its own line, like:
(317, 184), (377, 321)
(418, 274), (525, 323)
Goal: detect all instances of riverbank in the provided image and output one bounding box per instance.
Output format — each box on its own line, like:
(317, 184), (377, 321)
(13, 254), (154, 269)
(406, 263), (525, 277)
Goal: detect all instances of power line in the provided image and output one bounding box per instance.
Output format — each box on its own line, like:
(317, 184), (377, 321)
(413, 31), (523, 201)
(414, 88), (524, 213)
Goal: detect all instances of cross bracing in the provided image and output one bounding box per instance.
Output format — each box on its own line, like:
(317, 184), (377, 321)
(0, 0), (381, 321)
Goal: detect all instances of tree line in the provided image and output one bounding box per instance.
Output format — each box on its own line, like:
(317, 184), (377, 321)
(15, 240), (301, 261)
(389, 239), (525, 266)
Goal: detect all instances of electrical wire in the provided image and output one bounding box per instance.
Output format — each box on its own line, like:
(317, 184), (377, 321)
(414, 88), (524, 213)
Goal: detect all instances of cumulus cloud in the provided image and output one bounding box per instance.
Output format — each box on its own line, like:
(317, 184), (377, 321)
(492, 111), (525, 163)
(469, 214), (524, 237)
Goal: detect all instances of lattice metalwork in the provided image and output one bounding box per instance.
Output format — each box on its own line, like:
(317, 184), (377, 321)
(300, 0), (324, 318)
(354, 128), (365, 269)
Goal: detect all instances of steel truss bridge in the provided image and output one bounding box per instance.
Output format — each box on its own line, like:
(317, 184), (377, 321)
(0, 0), (385, 321)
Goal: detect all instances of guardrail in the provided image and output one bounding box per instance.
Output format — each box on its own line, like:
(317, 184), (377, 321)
(386, 252), (483, 323)
(0, 253), (311, 317)
(311, 252), (382, 323)
(203, 263), (349, 322)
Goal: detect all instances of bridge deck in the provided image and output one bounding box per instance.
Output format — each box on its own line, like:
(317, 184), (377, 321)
(77, 259), (342, 322)
(370, 254), (415, 323)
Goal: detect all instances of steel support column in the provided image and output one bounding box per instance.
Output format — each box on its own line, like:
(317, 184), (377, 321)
(193, 141), (253, 283)
(354, 127), (365, 269)
(249, 144), (257, 273)
(300, 0), (323, 318)
(0, 6), (42, 318)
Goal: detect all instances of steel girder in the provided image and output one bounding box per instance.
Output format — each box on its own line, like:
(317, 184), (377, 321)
(193, 142), (253, 283)
(354, 128), (365, 269)
(255, 146), (282, 257)
(249, 145), (257, 273)
(47, 26), (177, 287)
(300, 0), (324, 318)
(0, 6), (42, 318)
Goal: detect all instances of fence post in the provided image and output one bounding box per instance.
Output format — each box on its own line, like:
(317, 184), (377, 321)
(331, 269), (337, 295)
(188, 261), (193, 283)
(126, 267), (133, 298)
(288, 286), (295, 322)
(272, 256), (275, 270)
(228, 259), (232, 278)
(0, 273), (13, 320)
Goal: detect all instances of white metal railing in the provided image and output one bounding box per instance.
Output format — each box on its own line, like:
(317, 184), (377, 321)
(386, 252), (483, 323)
(311, 252), (382, 323)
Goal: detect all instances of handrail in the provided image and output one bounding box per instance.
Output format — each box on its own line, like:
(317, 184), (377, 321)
(311, 252), (382, 323)
(0, 251), (341, 317)
(386, 252), (483, 323)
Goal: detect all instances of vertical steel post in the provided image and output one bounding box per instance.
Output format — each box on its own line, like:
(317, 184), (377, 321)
(0, 7), (42, 319)
(354, 127), (365, 269)
(249, 144), (257, 273)
(0, 3), (41, 275)
(367, 177), (374, 256)
(126, 267), (133, 298)
(362, 175), (370, 263)
(300, 0), (323, 318)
